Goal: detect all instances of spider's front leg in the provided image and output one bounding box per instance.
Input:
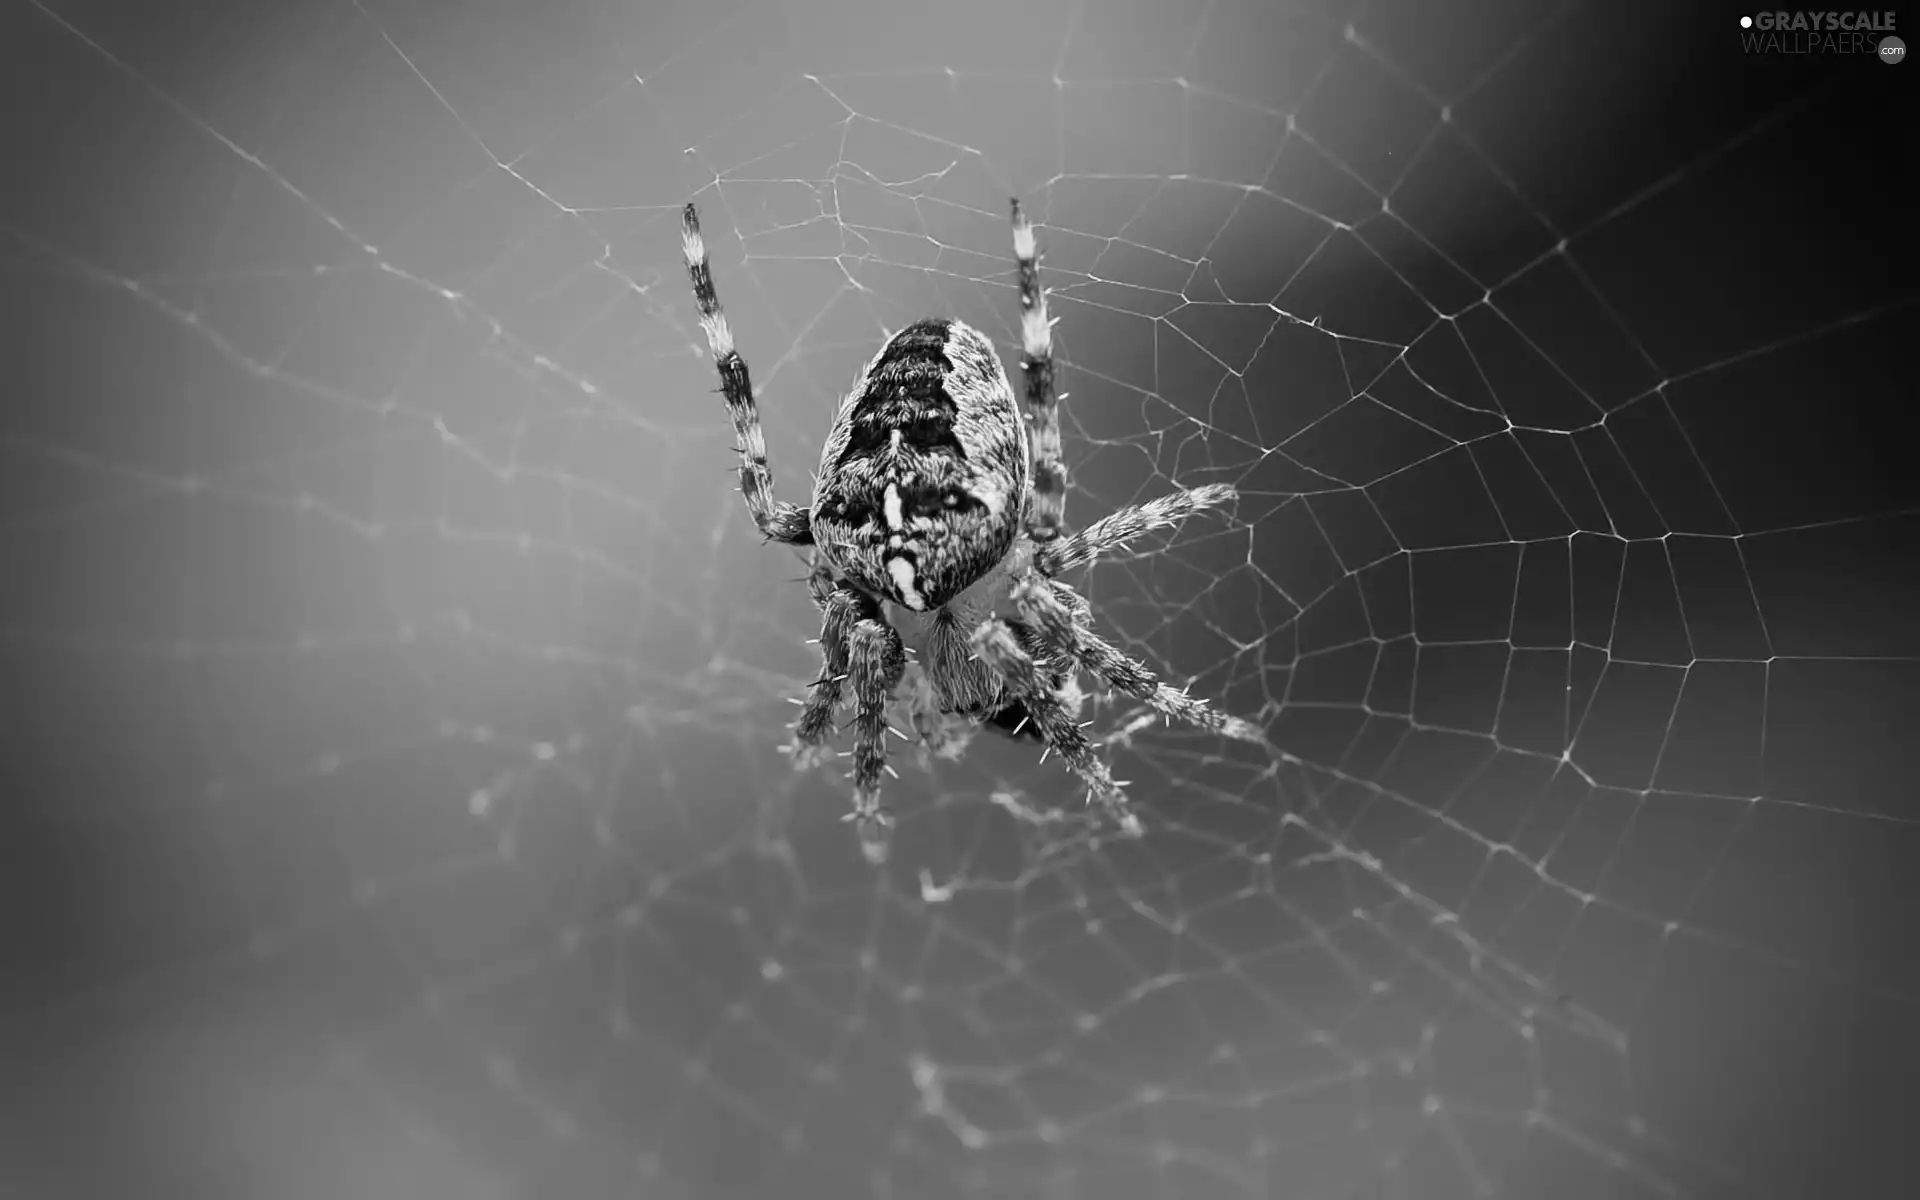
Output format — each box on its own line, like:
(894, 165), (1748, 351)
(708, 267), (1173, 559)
(787, 575), (869, 770)
(968, 616), (1137, 835)
(845, 618), (907, 864)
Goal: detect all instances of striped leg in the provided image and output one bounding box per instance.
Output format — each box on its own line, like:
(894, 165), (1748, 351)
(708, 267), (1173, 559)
(968, 615), (1133, 831)
(1011, 198), (1066, 541)
(788, 576), (869, 771)
(681, 203), (812, 545)
(845, 618), (907, 865)
(1034, 484), (1237, 576)
(1009, 576), (1262, 743)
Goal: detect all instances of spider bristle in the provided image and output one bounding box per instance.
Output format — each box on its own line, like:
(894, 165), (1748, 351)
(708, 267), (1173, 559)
(883, 765), (899, 779)
(1037, 746), (1052, 765)
(785, 697), (804, 706)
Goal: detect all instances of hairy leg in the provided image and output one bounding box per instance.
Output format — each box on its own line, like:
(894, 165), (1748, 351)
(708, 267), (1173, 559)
(1011, 199), (1066, 541)
(788, 574), (871, 770)
(979, 663), (1086, 744)
(980, 698), (1042, 742)
(681, 202), (812, 544)
(968, 616), (1136, 834)
(1010, 576), (1262, 742)
(1034, 484), (1237, 576)
(845, 618), (907, 864)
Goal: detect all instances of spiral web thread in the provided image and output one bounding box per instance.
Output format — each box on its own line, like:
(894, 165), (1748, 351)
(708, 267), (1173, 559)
(3, 1), (1914, 1198)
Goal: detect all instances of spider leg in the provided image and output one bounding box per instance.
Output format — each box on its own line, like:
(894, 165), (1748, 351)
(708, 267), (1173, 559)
(968, 616), (1135, 833)
(845, 617), (907, 864)
(1011, 576), (1263, 743)
(1011, 198), (1066, 542)
(1034, 484), (1238, 576)
(788, 577), (869, 770)
(978, 626), (1085, 744)
(681, 202), (812, 545)
(981, 698), (1043, 743)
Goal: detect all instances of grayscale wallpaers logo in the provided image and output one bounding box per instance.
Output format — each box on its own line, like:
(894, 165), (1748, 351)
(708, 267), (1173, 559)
(1738, 11), (1903, 59)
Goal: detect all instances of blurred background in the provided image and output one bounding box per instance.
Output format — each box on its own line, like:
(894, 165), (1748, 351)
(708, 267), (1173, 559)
(0, 1), (1913, 1197)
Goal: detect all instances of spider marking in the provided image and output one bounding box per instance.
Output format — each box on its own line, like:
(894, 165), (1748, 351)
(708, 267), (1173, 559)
(682, 198), (1261, 864)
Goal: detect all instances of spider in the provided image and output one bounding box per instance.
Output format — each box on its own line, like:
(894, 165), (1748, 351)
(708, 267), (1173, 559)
(681, 198), (1261, 864)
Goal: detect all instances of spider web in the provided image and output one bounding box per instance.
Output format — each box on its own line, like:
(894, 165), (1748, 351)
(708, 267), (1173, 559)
(2, 0), (1914, 1198)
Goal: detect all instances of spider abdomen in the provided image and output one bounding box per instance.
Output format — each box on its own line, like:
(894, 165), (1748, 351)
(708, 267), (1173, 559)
(811, 318), (1030, 611)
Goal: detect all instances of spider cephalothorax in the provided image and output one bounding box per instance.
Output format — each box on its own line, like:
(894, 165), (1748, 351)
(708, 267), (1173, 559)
(682, 198), (1261, 864)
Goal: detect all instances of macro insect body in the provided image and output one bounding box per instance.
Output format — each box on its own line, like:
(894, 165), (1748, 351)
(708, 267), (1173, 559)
(681, 198), (1261, 863)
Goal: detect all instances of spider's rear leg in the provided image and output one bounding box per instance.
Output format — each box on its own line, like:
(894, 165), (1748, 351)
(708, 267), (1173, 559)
(846, 618), (907, 864)
(1011, 577), (1263, 743)
(968, 616), (1136, 835)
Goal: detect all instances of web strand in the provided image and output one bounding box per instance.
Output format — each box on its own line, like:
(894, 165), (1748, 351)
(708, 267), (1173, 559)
(4, 2), (1914, 1199)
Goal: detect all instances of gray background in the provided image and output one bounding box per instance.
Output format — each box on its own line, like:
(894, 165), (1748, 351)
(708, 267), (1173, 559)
(1, 1), (1913, 1198)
